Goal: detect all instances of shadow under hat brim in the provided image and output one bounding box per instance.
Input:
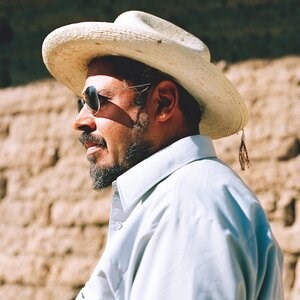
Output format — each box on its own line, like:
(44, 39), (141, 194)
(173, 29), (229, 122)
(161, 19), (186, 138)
(42, 22), (248, 139)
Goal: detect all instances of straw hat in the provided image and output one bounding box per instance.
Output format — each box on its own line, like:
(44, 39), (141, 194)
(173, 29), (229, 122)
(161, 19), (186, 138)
(42, 10), (247, 139)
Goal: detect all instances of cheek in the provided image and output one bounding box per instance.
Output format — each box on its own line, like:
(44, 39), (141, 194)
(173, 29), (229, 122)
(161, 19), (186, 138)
(94, 106), (142, 154)
(101, 120), (134, 151)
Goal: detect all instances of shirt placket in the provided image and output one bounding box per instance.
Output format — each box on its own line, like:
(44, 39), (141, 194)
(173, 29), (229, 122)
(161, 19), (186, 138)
(108, 183), (128, 241)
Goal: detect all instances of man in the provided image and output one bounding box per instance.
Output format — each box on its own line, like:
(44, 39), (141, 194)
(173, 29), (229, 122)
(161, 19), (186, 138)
(42, 11), (283, 300)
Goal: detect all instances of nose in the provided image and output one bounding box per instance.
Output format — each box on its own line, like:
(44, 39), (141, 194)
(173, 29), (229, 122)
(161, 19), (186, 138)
(72, 108), (97, 132)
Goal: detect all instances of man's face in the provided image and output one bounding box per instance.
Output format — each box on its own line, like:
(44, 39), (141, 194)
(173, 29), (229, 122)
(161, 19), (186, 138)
(73, 59), (155, 189)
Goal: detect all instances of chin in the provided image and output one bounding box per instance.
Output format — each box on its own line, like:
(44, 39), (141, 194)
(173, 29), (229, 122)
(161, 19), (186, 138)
(90, 162), (126, 190)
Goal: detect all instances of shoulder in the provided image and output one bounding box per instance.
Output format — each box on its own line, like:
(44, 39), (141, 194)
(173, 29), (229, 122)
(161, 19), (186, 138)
(165, 157), (258, 208)
(171, 157), (247, 190)
(158, 158), (269, 240)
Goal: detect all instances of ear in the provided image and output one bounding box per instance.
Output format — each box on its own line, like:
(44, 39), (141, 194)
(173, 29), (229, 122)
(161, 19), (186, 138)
(153, 80), (179, 122)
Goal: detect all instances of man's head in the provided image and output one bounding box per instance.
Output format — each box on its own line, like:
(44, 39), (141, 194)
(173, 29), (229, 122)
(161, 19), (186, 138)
(42, 10), (249, 186)
(42, 11), (248, 140)
(73, 56), (202, 189)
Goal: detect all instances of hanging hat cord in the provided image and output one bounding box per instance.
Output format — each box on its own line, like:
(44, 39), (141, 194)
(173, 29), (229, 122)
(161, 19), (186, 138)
(239, 129), (251, 170)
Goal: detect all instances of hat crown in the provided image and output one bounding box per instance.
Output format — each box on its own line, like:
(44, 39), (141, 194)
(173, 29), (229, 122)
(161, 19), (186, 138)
(115, 11), (210, 61)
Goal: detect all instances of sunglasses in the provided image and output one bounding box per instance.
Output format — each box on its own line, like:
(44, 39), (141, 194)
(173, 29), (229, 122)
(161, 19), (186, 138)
(77, 83), (152, 114)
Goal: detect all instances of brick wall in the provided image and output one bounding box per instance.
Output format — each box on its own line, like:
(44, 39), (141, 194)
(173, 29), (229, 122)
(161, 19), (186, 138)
(0, 56), (299, 299)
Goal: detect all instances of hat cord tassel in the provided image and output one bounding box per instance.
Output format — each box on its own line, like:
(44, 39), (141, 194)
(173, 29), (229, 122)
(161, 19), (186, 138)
(239, 129), (251, 170)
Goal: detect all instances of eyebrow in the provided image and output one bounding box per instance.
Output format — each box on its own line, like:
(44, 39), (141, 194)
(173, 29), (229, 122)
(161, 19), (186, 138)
(97, 88), (114, 97)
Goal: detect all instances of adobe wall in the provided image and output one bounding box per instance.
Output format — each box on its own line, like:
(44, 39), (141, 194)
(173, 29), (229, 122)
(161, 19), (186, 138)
(0, 0), (298, 87)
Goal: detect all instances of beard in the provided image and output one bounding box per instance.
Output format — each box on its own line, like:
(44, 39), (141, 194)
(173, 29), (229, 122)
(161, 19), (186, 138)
(79, 112), (154, 190)
(89, 140), (154, 190)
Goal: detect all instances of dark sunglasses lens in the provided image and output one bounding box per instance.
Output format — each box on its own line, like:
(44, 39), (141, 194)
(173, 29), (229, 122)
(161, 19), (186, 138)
(77, 99), (85, 113)
(85, 86), (100, 112)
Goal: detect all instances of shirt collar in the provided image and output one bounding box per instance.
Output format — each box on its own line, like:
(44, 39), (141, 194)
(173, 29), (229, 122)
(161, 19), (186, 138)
(116, 135), (217, 213)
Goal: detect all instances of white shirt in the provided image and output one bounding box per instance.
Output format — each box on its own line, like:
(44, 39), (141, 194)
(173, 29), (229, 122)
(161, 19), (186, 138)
(76, 135), (283, 300)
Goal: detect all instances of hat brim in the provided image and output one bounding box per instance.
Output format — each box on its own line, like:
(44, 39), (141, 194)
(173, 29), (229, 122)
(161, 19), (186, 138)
(42, 22), (247, 139)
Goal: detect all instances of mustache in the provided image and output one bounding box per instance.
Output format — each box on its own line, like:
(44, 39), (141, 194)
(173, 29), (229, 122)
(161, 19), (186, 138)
(79, 132), (107, 148)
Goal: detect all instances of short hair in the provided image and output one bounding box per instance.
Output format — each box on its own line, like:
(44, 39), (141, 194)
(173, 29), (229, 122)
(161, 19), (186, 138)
(88, 56), (204, 133)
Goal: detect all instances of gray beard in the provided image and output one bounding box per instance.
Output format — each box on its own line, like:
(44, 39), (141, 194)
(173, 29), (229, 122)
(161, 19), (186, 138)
(89, 140), (154, 190)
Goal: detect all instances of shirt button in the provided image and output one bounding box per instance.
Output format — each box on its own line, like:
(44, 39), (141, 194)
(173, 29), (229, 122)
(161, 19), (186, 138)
(116, 222), (123, 230)
(111, 222), (123, 231)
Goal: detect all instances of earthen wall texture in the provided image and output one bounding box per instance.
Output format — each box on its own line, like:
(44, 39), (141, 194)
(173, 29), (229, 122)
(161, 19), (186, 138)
(0, 56), (299, 299)
(0, 0), (299, 87)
